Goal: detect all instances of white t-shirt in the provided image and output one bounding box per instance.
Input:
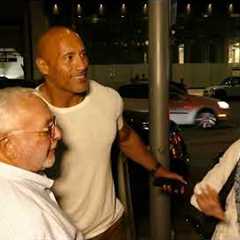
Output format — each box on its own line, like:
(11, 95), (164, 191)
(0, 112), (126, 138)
(191, 139), (240, 240)
(0, 162), (82, 240)
(37, 80), (124, 239)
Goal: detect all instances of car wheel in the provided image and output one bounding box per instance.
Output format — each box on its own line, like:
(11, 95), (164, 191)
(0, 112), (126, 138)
(195, 111), (217, 129)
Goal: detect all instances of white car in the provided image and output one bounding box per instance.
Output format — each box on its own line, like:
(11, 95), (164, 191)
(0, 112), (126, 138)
(119, 83), (231, 129)
(204, 76), (240, 99)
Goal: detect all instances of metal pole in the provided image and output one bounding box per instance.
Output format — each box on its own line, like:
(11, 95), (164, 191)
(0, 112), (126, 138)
(117, 153), (136, 240)
(149, 0), (171, 240)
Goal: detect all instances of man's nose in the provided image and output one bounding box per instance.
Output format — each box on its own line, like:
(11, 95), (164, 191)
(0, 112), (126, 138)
(75, 54), (88, 70)
(54, 125), (62, 141)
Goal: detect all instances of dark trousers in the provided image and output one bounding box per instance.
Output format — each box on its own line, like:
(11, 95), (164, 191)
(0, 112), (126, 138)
(88, 217), (127, 240)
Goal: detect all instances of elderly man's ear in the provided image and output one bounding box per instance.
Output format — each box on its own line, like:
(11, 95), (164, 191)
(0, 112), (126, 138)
(36, 58), (49, 76)
(0, 138), (17, 161)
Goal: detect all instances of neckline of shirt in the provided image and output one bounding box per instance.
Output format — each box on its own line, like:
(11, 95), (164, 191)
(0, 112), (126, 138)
(0, 162), (53, 189)
(35, 80), (96, 113)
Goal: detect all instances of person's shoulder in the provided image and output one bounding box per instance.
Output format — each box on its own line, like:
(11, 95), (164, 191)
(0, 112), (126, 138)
(230, 138), (240, 147)
(0, 180), (33, 204)
(90, 80), (121, 99)
(0, 179), (41, 220)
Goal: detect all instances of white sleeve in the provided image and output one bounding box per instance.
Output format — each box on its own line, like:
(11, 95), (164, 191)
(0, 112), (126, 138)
(116, 93), (124, 131)
(190, 139), (240, 210)
(0, 217), (45, 240)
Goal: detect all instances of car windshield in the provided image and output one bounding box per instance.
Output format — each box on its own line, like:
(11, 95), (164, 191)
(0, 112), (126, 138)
(118, 84), (149, 98)
(118, 83), (186, 99)
(220, 77), (240, 86)
(169, 92), (187, 101)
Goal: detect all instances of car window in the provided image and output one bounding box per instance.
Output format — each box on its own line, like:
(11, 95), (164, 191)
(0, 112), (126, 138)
(220, 77), (240, 86)
(220, 78), (231, 86)
(118, 84), (149, 98)
(119, 83), (187, 99)
(169, 92), (186, 101)
(232, 77), (240, 85)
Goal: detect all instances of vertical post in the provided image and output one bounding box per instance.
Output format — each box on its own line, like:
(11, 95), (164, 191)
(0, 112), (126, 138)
(148, 0), (171, 240)
(117, 153), (136, 240)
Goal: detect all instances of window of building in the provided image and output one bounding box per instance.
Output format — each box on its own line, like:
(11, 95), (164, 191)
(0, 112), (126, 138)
(178, 44), (184, 64)
(0, 48), (24, 79)
(228, 42), (240, 63)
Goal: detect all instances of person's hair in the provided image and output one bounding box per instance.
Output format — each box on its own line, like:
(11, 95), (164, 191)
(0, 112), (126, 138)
(0, 87), (39, 134)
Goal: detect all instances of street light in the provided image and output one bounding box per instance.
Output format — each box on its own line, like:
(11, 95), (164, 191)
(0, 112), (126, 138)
(228, 3), (234, 15)
(121, 3), (127, 18)
(143, 3), (148, 15)
(186, 3), (191, 15)
(76, 3), (82, 18)
(53, 3), (59, 15)
(99, 3), (104, 16)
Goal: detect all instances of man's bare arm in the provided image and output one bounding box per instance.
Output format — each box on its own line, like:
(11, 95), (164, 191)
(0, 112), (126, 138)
(118, 121), (186, 183)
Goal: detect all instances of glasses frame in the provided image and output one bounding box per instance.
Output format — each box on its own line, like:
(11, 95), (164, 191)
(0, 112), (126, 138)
(0, 116), (56, 142)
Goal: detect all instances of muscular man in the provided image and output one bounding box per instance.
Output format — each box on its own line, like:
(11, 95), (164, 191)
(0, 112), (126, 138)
(36, 26), (186, 239)
(0, 87), (83, 240)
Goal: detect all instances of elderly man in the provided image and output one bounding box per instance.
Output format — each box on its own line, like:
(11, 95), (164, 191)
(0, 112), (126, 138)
(35, 26), (186, 239)
(0, 87), (83, 240)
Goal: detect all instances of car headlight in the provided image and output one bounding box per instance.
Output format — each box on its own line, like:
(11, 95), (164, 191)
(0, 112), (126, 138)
(217, 101), (229, 109)
(142, 121), (149, 130)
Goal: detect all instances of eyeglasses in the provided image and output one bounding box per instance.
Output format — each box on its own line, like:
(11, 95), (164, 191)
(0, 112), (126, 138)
(0, 116), (57, 142)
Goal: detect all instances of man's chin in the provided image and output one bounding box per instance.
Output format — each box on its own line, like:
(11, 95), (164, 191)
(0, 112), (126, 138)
(75, 81), (89, 94)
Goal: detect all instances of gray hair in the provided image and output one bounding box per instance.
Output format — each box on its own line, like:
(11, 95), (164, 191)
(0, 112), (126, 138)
(0, 87), (41, 134)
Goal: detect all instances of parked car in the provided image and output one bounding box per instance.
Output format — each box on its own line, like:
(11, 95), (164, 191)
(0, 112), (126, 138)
(203, 76), (240, 99)
(119, 83), (231, 129)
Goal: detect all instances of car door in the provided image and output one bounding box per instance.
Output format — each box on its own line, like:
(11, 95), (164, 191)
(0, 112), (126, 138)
(169, 93), (192, 125)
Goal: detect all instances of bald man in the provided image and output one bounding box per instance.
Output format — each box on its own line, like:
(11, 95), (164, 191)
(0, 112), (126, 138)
(35, 26), (186, 239)
(0, 87), (83, 240)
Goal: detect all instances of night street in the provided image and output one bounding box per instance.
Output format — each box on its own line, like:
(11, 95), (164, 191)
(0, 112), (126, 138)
(2, 1), (240, 239)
